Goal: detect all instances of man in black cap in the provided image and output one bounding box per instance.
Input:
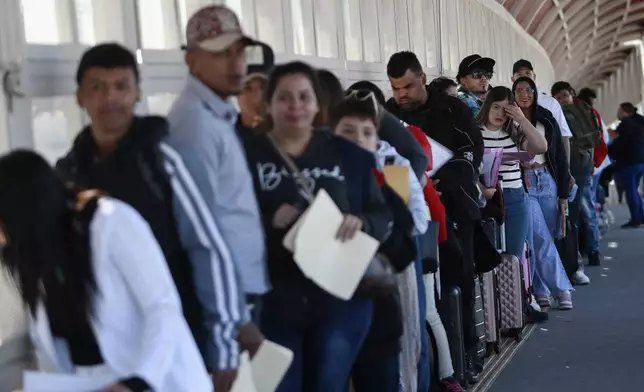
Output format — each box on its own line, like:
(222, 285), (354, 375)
(236, 41), (274, 142)
(456, 54), (495, 116)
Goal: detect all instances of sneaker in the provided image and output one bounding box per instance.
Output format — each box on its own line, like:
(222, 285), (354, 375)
(441, 377), (465, 392)
(588, 251), (601, 266)
(557, 291), (573, 310)
(571, 270), (590, 285)
(535, 295), (551, 308)
(526, 306), (549, 323)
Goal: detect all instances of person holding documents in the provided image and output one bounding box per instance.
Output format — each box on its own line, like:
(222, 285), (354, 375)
(243, 61), (392, 392)
(0, 151), (211, 392)
(476, 86), (547, 260)
(512, 77), (574, 310)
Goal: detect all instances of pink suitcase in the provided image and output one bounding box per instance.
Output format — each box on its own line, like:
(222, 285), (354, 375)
(497, 251), (525, 341)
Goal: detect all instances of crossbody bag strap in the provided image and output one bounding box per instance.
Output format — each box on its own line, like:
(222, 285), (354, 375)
(266, 134), (315, 203)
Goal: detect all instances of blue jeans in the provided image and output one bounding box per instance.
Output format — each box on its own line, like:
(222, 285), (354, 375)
(582, 175), (600, 253)
(502, 187), (530, 260)
(525, 168), (573, 297)
(414, 236), (430, 392)
(260, 285), (373, 392)
(616, 163), (644, 222)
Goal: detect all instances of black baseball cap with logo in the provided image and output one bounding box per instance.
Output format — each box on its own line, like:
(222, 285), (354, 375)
(457, 54), (495, 78)
(512, 59), (534, 74)
(243, 41), (275, 85)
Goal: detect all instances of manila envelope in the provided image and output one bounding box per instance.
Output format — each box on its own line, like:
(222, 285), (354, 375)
(383, 165), (410, 203)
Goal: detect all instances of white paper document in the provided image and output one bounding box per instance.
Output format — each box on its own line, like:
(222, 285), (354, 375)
(231, 351), (258, 392)
(425, 136), (454, 177)
(251, 340), (294, 392)
(283, 189), (380, 300)
(23, 371), (116, 392)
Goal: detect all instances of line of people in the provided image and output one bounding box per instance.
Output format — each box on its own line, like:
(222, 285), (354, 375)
(0, 4), (620, 392)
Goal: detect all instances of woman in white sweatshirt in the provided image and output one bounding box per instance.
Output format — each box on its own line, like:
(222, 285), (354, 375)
(0, 150), (211, 392)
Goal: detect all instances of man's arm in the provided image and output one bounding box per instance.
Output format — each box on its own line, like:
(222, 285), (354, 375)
(379, 110), (428, 181)
(160, 141), (248, 372)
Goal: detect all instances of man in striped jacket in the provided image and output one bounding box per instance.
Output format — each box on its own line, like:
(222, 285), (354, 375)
(57, 41), (261, 392)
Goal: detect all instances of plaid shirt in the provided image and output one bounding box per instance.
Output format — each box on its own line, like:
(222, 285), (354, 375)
(457, 85), (483, 117)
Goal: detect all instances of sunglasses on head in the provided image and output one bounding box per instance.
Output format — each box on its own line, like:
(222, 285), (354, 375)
(345, 89), (380, 114)
(470, 70), (494, 80)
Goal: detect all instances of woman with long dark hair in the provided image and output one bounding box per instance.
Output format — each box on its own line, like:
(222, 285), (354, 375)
(512, 77), (574, 310)
(476, 86), (546, 259)
(0, 150), (210, 391)
(243, 62), (391, 392)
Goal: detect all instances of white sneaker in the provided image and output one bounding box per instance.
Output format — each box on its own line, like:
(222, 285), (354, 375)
(557, 291), (573, 310)
(571, 270), (590, 285)
(535, 295), (551, 308)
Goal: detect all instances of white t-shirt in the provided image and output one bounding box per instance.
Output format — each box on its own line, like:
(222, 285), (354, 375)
(538, 93), (573, 138)
(533, 123), (547, 164)
(481, 125), (523, 189)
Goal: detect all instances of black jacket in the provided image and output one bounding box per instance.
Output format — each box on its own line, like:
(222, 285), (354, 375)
(512, 77), (571, 199)
(609, 113), (644, 169)
(243, 130), (392, 289)
(55, 117), (206, 356)
(385, 87), (484, 223)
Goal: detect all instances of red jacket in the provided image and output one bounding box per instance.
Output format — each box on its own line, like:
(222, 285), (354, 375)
(404, 123), (447, 243)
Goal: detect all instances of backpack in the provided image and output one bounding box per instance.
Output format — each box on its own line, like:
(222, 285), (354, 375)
(562, 101), (601, 150)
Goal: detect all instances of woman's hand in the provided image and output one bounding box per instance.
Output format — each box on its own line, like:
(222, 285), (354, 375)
(482, 187), (497, 200)
(558, 198), (569, 214)
(505, 103), (526, 122)
(336, 215), (363, 242)
(101, 384), (132, 392)
(272, 204), (301, 229)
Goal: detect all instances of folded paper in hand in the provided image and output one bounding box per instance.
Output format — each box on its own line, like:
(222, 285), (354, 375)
(231, 351), (258, 392)
(283, 189), (380, 300)
(383, 165), (410, 203)
(482, 148), (504, 187)
(251, 340), (294, 392)
(425, 136), (454, 177)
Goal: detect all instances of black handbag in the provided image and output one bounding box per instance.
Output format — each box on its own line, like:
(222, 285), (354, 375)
(473, 220), (503, 274)
(419, 221), (440, 274)
(267, 134), (396, 298)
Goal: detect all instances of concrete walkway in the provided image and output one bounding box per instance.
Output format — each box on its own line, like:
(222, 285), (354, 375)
(490, 205), (644, 391)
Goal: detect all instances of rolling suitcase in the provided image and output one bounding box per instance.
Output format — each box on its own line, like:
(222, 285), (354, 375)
(439, 286), (466, 385)
(492, 216), (526, 341)
(481, 270), (501, 355)
(497, 252), (525, 340)
(473, 276), (486, 362)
